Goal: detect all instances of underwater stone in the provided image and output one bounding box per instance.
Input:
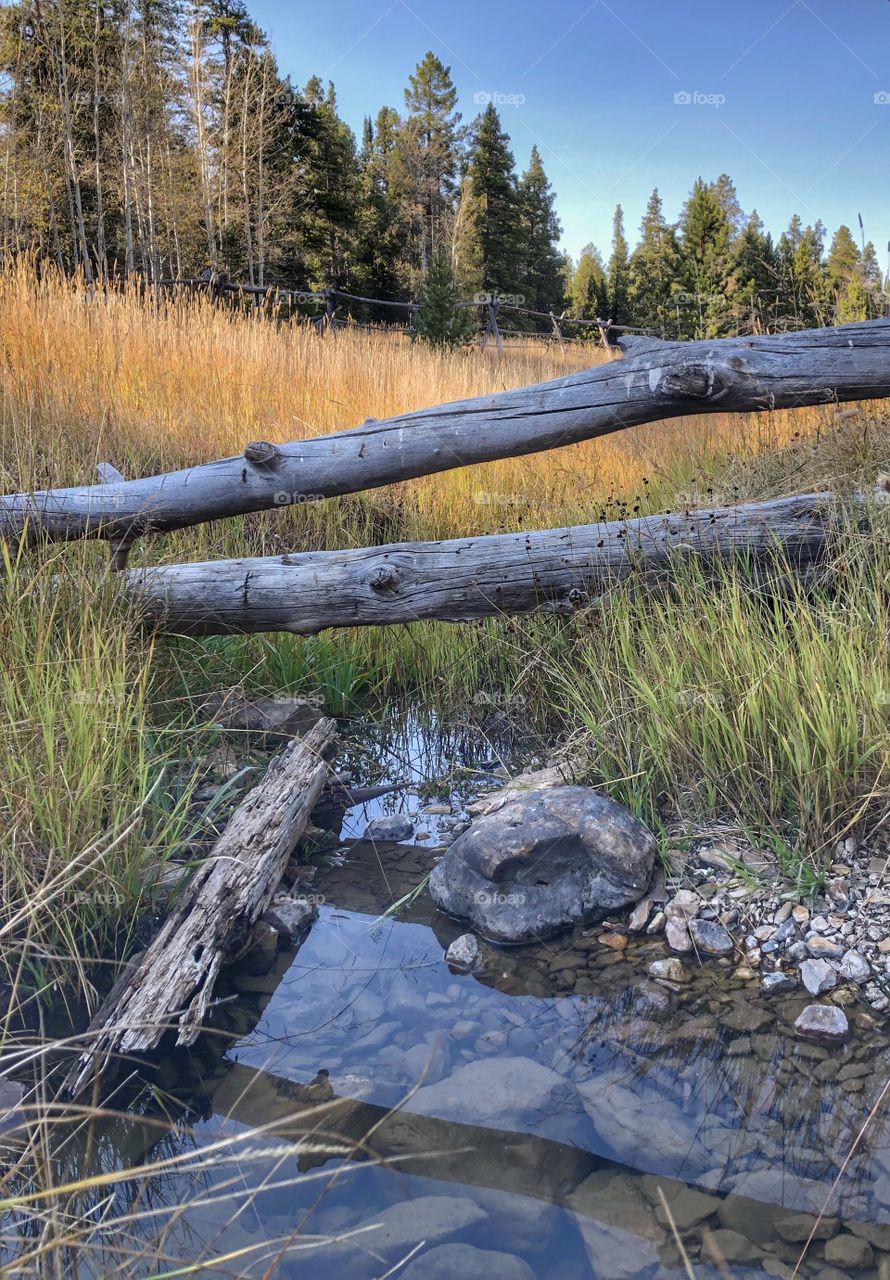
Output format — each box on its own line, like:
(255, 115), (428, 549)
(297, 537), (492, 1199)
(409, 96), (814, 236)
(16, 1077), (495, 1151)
(794, 1003), (849, 1044)
(364, 813), (415, 842)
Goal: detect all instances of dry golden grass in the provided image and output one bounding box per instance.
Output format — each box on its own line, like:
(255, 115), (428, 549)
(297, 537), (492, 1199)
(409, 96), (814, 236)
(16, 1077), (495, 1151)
(1, 262), (874, 546)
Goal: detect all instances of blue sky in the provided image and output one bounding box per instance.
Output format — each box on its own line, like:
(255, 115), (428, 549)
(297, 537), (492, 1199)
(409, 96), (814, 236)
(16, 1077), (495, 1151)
(249, 0), (890, 267)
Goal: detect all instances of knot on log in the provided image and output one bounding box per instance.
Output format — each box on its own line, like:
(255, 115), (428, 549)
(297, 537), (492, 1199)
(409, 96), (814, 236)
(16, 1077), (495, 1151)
(369, 564), (399, 592)
(244, 440), (280, 466)
(661, 363), (728, 402)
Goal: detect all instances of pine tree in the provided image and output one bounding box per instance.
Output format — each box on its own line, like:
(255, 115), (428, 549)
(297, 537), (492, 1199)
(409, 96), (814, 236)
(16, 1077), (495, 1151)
(730, 211), (778, 334)
(826, 224), (864, 321)
(677, 178), (734, 337)
(465, 103), (520, 300)
(861, 241), (885, 318)
(353, 106), (406, 309)
(296, 76), (359, 287)
(775, 215), (827, 328)
(567, 243), (608, 323)
(415, 246), (474, 346)
(516, 145), (563, 313)
(396, 51), (462, 278)
(627, 188), (679, 333)
(606, 204), (629, 325)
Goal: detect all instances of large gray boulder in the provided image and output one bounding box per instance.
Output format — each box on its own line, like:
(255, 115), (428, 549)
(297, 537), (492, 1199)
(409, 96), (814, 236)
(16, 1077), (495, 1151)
(428, 786), (656, 942)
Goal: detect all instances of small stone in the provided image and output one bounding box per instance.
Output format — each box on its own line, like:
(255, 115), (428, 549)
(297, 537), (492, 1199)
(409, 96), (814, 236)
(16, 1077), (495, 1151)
(800, 958), (837, 995)
(599, 931), (628, 951)
(649, 958), (688, 983)
(794, 1004), (849, 1044)
(719, 1004), (774, 1033)
(806, 936), (844, 960)
(733, 965), (756, 981)
(878, 937), (890, 954)
(824, 1234), (873, 1270)
(628, 898), (652, 932)
(445, 933), (482, 972)
(754, 924), (776, 941)
(665, 918), (692, 953)
(868, 855), (888, 878)
(775, 1212), (839, 1243)
(364, 814), (415, 842)
(263, 896), (318, 946)
(791, 904), (810, 926)
(762, 970), (796, 995)
(665, 889), (700, 921)
(810, 915), (830, 933)
(655, 1186), (717, 1230)
(646, 910), (666, 935)
(702, 1228), (761, 1264)
(773, 901), (793, 924)
(688, 918), (734, 956)
(839, 949), (870, 984)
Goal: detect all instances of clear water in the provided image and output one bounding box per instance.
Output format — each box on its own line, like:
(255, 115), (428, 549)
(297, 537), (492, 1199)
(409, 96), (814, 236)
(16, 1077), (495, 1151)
(4, 716), (890, 1279)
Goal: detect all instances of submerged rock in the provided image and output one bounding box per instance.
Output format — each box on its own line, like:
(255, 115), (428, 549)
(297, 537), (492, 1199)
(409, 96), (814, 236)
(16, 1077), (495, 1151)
(444, 932), (482, 972)
(364, 814), (414, 842)
(761, 970), (796, 995)
(794, 1004), (849, 1044)
(327, 1196), (487, 1270)
(428, 786), (656, 943)
(399, 1243), (535, 1280)
(263, 896), (318, 947)
(407, 1056), (578, 1134)
(649, 958), (688, 983)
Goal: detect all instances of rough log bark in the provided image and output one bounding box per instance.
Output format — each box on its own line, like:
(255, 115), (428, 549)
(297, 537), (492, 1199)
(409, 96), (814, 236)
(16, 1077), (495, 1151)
(3, 320), (890, 545)
(63, 718), (337, 1098)
(123, 490), (863, 636)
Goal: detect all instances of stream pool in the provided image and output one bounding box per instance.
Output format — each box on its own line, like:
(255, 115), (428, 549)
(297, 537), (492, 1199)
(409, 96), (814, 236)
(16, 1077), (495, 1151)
(4, 716), (890, 1278)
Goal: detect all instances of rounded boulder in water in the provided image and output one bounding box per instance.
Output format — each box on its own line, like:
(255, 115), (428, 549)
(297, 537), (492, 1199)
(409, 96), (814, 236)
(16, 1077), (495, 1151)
(363, 813), (415, 842)
(428, 786), (656, 943)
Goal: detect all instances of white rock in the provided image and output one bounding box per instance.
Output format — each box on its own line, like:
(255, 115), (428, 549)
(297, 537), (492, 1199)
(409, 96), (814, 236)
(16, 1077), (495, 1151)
(444, 933), (482, 972)
(839, 949), (870, 984)
(800, 958), (837, 995)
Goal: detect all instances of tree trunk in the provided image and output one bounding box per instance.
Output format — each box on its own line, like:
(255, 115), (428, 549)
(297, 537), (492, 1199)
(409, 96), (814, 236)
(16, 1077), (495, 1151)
(63, 718), (337, 1099)
(125, 489), (871, 637)
(3, 320), (890, 546)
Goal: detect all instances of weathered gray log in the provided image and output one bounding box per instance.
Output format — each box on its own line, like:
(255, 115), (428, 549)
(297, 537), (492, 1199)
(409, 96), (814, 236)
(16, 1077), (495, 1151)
(63, 718), (337, 1098)
(122, 489), (868, 636)
(3, 320), (890, 545)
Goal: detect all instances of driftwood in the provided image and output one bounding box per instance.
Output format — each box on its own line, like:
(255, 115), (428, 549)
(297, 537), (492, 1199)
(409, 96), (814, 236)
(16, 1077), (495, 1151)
(3, 320), (890, 550)
(122, 489), (868, 637)
(64, 718), (337, 1099)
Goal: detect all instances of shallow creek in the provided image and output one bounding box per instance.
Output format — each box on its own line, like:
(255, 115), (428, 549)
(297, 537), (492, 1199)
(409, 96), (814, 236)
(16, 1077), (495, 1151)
(8, 717), (890, 1278)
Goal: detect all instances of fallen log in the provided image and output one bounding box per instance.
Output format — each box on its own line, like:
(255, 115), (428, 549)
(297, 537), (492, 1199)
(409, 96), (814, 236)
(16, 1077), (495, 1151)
(123, 489), (874, 636)
(3, 320), (890, 549)
(63, 718), (337, 1099)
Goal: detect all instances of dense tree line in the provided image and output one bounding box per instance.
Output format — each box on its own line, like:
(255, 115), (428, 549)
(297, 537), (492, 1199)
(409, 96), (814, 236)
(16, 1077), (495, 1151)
(1, 0), (885, 337)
